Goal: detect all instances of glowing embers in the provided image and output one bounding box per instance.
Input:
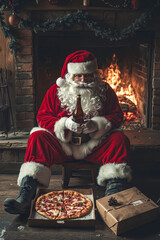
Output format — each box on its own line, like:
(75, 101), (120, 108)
(98, 54), (144, 129)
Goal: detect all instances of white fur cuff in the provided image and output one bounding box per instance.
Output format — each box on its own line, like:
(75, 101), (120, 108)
(90, 116), (112, 139)
(67, 59), (97, 74)
(54, 117), (72, 143)
(97, 163), (132, 186)
(17, 162), (51, 187)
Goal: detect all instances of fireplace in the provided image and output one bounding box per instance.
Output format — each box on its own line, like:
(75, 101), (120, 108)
(34, 31), (153, 129)
(12, 2), (160, 130)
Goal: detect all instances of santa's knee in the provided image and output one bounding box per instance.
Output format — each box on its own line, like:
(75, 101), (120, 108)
(30, 129), (47, 139)
(110, 131), (130, 147)
(28, 129), (52, 147)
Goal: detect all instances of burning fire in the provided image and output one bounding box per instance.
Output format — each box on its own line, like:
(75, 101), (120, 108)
(98, 54), (138, 124)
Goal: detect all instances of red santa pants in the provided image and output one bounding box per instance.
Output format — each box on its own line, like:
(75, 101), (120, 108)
(24, 130), (130, 167)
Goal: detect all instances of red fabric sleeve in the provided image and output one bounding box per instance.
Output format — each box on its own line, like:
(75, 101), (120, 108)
(37, 84), (66, 133)
(104, 84), (123, 129)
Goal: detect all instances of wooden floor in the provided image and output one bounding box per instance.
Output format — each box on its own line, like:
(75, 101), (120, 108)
(0, 173), (160, 240)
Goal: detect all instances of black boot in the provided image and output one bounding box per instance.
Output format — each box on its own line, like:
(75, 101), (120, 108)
(105, 178), (128, 196)
(157, 198), (160, 206)
(4, 176), (38, 215)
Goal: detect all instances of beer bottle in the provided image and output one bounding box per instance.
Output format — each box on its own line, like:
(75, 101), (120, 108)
(71, 95), (90, 145)
(73, 95), (84, 125)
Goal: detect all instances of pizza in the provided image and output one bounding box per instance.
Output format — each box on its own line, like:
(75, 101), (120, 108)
(35, 190), (92, 220)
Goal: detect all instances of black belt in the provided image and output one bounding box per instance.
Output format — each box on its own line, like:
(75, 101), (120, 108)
(71, 133), (90, 145)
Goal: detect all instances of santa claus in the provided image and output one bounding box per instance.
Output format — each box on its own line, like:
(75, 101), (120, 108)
(4, 50), (132, 215)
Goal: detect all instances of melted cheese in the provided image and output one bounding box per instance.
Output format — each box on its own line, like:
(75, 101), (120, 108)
(48, 209), (59, 216)
(71, 199), (84, 204)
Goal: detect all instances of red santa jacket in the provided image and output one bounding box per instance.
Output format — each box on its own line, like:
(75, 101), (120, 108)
(35, 83), (123, 159)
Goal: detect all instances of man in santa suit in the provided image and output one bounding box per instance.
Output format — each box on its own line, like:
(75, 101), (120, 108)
(4, 50), (132, 215)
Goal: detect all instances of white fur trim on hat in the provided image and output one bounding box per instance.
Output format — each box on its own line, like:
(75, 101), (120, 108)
(97, 163), (132, 186)
(56, 77), (65, 87)
(17, 162), (51, 187)
(67, 59), (97, 74)
(90, 116), (112, 139)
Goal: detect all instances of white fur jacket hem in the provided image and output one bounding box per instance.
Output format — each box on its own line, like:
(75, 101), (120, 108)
(54, 116), (112, 159)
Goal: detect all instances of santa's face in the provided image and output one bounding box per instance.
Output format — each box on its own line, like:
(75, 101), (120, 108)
(73, 73), (94, 83)
(57, 72), (106, 118)
(65, 72), (97, 90)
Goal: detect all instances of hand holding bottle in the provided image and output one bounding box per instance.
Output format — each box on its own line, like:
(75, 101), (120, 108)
(65, 116), (83, 134)
(82, 120), (98, 134)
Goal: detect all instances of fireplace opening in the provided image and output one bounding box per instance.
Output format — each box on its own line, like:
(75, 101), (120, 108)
(34, 31), (153, 129)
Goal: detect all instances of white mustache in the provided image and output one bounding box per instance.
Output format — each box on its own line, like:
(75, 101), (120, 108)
(69, 81), (96, 88)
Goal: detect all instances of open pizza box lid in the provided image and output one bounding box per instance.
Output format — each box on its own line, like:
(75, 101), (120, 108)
(28, 188), (95, 228)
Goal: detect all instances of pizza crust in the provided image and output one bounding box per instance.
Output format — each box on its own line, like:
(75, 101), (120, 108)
(35, 190), (92, 220)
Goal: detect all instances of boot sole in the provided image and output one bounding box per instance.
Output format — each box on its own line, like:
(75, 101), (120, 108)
(4, 198), (29, 215)
(4, 207), (24, 215)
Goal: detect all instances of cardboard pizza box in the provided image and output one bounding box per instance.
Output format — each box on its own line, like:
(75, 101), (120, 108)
(96, 187), (159, 235)
(28, 188), (95, 228)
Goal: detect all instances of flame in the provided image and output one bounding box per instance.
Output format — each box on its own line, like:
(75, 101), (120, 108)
(99, 54), (138, 123)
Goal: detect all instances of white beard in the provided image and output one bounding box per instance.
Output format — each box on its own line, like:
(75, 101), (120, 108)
(57, 73), (107, 118)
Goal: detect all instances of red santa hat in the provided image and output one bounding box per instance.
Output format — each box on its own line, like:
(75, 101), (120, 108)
(56, 50), (98, 87)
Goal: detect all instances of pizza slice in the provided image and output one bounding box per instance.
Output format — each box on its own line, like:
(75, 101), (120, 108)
(35, 191), (66, 219)
(63, 190), (92, 218)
